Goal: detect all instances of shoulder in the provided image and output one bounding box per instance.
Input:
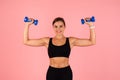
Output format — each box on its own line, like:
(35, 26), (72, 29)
(67, 36), (79, 48)
(42, 37), (50, 40)
(68, 36), (78, 41)
(68, 36), (78, 44)
(41, 37), (50, 43)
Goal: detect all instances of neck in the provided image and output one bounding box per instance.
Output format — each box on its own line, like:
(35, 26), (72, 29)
(55, 34), (65, 39)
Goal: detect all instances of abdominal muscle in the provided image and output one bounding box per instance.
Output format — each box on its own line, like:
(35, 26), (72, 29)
(49, 57), (69, 68)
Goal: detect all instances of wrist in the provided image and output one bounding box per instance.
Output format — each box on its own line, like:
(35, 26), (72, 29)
(89, 25), (95, 29)
(25, 24), (31, 27)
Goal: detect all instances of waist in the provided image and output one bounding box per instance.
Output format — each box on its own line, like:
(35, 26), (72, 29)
(49, 65), (71, 70)
(49, 57), (69, 68)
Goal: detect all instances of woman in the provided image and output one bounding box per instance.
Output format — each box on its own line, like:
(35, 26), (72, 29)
(23, 17), (96, 80)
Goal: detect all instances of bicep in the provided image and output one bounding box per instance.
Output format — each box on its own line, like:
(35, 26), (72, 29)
(24, 37), (48, 47)
(72, 37), (93, 47)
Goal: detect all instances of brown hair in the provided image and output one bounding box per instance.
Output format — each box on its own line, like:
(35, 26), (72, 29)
(52, 17), (66, 26)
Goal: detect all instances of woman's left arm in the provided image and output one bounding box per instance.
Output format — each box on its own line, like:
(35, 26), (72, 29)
(71, 20), (96, 47)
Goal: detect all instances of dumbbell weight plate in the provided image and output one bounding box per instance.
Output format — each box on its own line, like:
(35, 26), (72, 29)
(81, 19), (85, 24)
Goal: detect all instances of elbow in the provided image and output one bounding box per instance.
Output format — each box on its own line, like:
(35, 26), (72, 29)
(23, 38), (30, 45)
(23, 40), (28, 45)
(91, 41), (96, 45)
(23, 41), (27, 45)
(89, 38), (96, 45)
(89, 39), (96, 45)
(92, 42), (96, 45)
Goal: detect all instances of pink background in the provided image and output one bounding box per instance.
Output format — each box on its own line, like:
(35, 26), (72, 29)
(0, 0), (120, 80)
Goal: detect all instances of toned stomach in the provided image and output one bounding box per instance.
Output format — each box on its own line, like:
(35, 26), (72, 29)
(49, 57), (69, 68)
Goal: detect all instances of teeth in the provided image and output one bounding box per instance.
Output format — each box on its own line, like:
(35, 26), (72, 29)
(57, 31), (61, 33)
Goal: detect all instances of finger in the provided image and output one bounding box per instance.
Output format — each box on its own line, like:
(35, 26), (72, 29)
(29, 18), (34, 23)
(85, 17), (90, 21)
(85, 22), (89, 25)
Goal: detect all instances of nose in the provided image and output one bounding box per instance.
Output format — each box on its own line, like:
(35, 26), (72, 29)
(56, 26), (61, 30)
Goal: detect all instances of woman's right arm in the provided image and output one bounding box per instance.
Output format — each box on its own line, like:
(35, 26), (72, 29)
(23, 18), (49, 47)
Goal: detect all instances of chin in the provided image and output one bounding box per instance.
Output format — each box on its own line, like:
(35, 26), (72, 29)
(55, 33), (63, 35)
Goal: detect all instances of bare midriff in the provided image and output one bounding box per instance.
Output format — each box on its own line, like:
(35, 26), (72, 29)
(49, 57), (69, 68)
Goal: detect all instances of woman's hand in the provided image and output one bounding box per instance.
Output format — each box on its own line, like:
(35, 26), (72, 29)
(25, 18), (34, 26)
(84, 17), (94, 27)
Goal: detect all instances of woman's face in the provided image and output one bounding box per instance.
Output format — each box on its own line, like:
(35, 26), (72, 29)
(53, 21), (66, 35)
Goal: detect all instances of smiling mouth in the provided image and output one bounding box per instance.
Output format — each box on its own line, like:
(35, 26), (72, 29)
(56, 31), (62, 33)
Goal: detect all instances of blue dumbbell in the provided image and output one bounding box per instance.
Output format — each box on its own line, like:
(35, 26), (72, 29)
(81, 16), (95, 24)
(24, 16), (38, 25)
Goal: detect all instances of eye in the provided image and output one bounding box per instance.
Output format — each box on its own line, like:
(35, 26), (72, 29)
(60, 25), (63, 28)
(54, 26), (58, 28)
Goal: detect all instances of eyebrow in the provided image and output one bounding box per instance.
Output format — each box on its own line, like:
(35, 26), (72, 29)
(54, 24), (64, 26)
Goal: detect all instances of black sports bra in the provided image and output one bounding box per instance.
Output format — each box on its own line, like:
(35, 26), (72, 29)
(48, 37), (71, 58)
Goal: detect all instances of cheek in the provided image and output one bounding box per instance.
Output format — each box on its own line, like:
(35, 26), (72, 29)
(53, 28), (57, 32)
(62, 27), (65, 30)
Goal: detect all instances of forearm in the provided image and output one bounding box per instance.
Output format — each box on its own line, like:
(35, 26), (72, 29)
(89, 27), (96, 44)
(23, 24), (30, 43)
